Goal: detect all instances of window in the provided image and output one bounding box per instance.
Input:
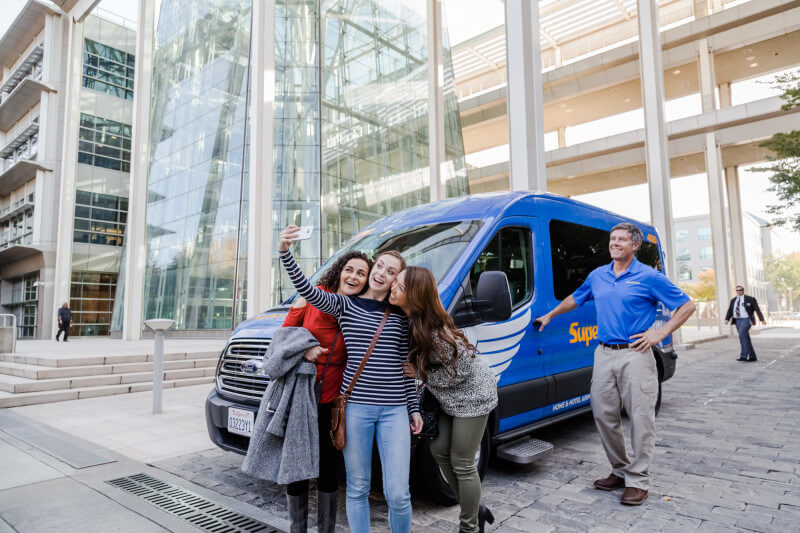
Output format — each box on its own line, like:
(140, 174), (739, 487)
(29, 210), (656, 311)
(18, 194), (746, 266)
(638, 241), (662, 271)
(676, 248), (691, 261)
(470, 227), (533, 309)
(73, 189), (128, 247)
(697, 227), (711, 240)
(69, 271), (118, 337)
(550, 220), (611, 300)
(676, 229), (688, 241)
(700, 246), (713, 260)
(82, 39), (135, 101)
(678, 262), (692, 281)
(77, 113), (132, 172)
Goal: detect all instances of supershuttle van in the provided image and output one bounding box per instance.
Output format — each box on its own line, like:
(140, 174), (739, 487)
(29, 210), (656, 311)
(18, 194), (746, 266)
(205, 191), (678, 504)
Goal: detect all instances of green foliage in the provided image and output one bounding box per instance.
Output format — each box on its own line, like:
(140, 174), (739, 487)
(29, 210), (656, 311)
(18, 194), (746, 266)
(754, 70), (800, 232)
(681, 269), (716, 302)
(764, 252), (800, 295)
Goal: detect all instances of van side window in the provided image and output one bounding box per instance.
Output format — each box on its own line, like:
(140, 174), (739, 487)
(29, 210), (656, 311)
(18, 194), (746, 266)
(638, 241), (663, 271)
(550, 220), (610, 300)
(469, 227), (532, 309)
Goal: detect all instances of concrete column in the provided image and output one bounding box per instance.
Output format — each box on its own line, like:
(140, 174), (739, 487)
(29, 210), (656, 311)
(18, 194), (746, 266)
(697, 39), (716, 112)
(719, 82), (731, 108)
(504, 0), (547, 192)
(557, 127), (566, 148)
(427, 0), (445, 202)
(51, 14), (82, 340)
(247, 0), (276, 314)
(122, 0), (156, 340)
(704, 134), (732, 331)
(636, 0), (676, 280)
(725, 166), (747, 290)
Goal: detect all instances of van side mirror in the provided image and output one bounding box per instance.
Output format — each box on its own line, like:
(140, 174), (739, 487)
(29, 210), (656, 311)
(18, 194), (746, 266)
(474, 271), (512, 323)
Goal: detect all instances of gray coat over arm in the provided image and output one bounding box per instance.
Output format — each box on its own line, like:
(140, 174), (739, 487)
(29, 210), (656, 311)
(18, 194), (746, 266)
(242, 327), (319, 485)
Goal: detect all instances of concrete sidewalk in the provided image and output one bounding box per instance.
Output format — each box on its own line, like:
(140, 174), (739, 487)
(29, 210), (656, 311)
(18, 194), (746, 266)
(0, 410), (287, 533)
(10, 337), (227, 361)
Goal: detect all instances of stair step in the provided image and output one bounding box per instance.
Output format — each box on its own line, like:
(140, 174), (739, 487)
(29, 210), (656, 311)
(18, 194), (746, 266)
(0, 367), (217, 394)
(496, 437), (554, 465)
(0, 350), (222, 367)
(0, 358), (218, 380)
(0, 376), (215, 407)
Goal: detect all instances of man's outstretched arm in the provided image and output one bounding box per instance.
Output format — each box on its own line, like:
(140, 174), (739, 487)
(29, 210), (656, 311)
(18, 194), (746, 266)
(535, 295), (578, 331)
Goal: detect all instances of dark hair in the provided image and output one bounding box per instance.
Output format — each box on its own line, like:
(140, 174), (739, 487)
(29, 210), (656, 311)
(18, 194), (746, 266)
(610, 222), (643, 248)
(317, 251), (373, 293)
(403, 266), (475, 383)
(376, 249), (406, 271)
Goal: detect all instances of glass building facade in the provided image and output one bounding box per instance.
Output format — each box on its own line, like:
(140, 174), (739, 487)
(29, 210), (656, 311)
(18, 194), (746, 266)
(116, 0), (468, 332)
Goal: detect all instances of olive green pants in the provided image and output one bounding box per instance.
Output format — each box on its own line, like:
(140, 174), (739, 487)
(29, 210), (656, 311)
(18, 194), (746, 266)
(429, 413), (489, 533)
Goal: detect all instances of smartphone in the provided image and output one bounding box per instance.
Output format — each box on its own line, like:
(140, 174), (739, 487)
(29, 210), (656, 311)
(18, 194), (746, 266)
(293, 225), (313, 241)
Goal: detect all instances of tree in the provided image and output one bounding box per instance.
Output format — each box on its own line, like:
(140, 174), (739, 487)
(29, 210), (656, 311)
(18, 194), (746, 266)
(681, 269), (716, 301)
(764, 252), (800, 300)
(754, 70), (800, 231)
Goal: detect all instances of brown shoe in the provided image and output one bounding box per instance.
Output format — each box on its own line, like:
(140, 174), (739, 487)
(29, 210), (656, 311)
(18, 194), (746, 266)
(593, 474), (625, 491)
(621, 487), (648, 505)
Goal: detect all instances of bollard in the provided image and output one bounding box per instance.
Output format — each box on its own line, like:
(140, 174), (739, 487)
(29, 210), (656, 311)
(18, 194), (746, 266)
(144, 319), (175, 414)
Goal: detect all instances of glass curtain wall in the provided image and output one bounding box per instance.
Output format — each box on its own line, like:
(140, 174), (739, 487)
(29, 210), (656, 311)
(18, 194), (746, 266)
(140, 0), (252, 330)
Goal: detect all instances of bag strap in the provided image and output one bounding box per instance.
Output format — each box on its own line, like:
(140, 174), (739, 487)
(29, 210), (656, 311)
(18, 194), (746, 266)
(342, 307), (391, 402)
(317, 331), (340, 386)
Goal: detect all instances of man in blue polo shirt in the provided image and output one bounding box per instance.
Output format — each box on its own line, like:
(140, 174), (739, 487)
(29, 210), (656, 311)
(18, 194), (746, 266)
(536, 223), (695, 506)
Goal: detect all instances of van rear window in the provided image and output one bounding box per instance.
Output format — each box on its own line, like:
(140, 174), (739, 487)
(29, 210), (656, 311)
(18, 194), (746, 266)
(549, 220), (662, 300)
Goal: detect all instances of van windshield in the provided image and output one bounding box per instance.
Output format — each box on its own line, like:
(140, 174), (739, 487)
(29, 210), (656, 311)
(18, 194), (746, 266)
(292, 220), (483, 301)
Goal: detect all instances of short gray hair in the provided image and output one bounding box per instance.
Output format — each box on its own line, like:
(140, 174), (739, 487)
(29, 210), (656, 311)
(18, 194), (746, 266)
(610, 222), (643, 248)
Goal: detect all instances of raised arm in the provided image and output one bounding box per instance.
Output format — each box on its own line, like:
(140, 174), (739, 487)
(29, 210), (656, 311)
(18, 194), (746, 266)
(279, 249), (344, 317)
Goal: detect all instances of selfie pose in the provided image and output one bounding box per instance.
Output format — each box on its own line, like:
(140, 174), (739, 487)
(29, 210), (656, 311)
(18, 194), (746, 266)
(393, 267), (498, 533)
(278, 225), (423, 533)
(281, 251), (372, 533)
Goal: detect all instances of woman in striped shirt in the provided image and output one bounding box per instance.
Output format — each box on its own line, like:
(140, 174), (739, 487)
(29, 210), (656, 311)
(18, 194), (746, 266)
(279, 225), (422, 533)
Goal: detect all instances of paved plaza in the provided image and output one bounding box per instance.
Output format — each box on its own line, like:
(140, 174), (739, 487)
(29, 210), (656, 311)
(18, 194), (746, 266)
(2, 327), (799, 532)
(152, 328), (800, 532)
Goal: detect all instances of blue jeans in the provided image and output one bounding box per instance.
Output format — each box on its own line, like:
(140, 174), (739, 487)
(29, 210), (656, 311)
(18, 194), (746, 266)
(736, 318), (757, 359)
(342, 403), (411, 533)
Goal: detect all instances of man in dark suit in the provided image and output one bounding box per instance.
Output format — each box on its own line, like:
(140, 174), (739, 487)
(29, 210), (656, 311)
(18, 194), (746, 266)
(56, 302), (71, 342)
(725, 285), (765, 362)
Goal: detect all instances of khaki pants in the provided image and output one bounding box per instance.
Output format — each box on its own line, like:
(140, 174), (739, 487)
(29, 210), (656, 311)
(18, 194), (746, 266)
(590, 345), (658, 490)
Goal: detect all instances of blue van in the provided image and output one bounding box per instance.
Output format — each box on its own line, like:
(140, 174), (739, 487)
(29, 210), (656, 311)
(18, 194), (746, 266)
(205, 191), (677, 503)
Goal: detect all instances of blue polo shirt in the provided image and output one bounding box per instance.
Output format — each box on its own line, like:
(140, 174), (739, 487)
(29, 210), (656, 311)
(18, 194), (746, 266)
(572, 258), (690, 345)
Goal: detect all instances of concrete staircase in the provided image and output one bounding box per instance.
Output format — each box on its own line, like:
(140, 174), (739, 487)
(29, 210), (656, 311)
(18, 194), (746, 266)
(0, 350), (220, 407)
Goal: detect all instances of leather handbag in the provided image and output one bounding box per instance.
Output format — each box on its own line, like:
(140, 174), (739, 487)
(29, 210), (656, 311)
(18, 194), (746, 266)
(415, 385), (441, 440)
(314, 332), (340, 405)
(330, 308), (390, 451)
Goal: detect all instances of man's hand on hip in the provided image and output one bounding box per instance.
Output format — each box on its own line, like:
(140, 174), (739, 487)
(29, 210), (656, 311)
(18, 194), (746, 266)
(630, 330), (664, 352)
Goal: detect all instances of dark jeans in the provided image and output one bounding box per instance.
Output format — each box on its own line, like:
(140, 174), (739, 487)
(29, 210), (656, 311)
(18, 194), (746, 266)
(286, 402), (340, 496)
(56, 322), (70, 341)
(735, 318), (756, 359)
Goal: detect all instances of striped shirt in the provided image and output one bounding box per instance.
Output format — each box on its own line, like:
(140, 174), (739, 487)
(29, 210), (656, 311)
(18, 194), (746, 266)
(281, 250), (419, 414)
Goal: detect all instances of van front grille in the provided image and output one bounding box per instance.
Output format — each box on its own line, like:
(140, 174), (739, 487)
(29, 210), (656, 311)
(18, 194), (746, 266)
(217, 339), (271, 400)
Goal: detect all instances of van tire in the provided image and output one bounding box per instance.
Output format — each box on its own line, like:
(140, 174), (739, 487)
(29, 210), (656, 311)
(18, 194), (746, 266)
(411, 429), (491, 505)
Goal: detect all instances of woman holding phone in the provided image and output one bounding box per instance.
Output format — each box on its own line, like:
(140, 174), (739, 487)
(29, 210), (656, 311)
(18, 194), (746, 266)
(391, 266), (498, 533)
(281, 251), (372, 533)
(278, 225), (423, 533)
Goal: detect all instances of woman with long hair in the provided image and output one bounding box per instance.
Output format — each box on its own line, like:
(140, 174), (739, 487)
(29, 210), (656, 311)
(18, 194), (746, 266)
(281, 251), (372, 533)
(278, 225), (423, 533)
(391, 266), (498, 533)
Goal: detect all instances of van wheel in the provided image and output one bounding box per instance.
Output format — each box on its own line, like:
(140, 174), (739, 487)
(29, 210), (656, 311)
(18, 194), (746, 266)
(411, 429), (491, 505)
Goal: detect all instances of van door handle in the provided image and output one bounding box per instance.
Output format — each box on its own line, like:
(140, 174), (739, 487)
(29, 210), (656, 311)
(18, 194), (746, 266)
(538, 348), (542, 355)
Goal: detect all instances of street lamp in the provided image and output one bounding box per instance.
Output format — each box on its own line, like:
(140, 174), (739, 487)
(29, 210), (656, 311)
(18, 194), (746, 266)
(144, 319), (175, 414)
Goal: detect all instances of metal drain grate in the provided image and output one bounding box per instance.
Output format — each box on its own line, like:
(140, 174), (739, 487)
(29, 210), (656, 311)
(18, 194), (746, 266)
(107, 473), (283, 533)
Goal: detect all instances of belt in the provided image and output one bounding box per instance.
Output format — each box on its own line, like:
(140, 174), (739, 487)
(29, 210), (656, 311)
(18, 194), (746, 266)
(601, 342), (631, 350)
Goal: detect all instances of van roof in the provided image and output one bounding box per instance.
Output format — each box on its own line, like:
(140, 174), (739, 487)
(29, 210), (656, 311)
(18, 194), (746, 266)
(368, 191), (658, 235)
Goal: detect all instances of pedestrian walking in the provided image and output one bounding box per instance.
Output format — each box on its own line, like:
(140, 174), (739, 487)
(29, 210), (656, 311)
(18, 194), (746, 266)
(56, 302), (71, 341)
(280, 251), (372, 533)
(278, 225), (423, 533)
(392, 266), (498, 533)
(725, 285), (765, 362)
(535, 223), (695, 505)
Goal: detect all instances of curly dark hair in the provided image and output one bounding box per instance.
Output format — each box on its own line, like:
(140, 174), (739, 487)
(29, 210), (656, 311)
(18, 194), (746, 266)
(317, 251), (373, 293)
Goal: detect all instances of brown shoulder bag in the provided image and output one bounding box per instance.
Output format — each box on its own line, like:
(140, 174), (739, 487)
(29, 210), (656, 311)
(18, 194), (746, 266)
(330, 307), (390, 451)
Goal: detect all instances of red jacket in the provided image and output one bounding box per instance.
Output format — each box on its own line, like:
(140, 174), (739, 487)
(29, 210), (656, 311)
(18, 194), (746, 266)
(282, 288), (346, 404)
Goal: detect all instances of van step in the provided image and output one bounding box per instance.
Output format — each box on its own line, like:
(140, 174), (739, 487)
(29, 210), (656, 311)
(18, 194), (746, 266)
(496, 437), (554, 464)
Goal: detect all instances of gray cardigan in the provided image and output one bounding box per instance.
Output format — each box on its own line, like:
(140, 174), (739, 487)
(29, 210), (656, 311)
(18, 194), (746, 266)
(424, 330), (498, 418)
(241, 327), (320, 485)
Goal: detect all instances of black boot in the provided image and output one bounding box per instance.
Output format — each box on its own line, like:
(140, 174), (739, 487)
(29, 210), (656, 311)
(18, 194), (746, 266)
(478, 505), (494, 533)
(316, 490), (337, 533)
(287, 493), (308, 533)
